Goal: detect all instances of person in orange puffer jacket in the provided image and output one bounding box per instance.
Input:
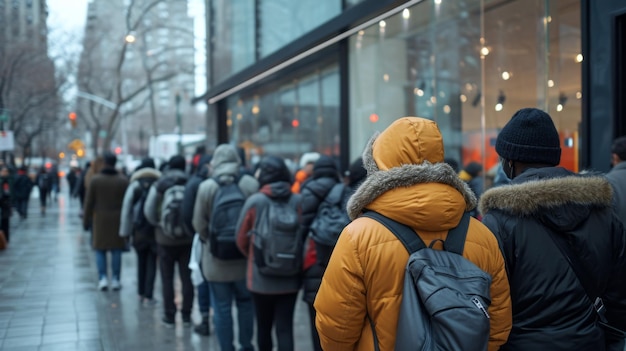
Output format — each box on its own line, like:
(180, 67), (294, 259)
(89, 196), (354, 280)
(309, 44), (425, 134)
(314, 117), (512, 351)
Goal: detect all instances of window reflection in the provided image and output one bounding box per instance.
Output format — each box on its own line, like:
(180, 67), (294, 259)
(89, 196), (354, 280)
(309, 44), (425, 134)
(227, 64), (340, 168)
(349, 0), (581, 182)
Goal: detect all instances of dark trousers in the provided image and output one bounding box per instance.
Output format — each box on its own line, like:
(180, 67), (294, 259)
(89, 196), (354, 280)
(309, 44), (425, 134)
(136, 245), (158, 299)
(197, 280), (211, 316)
(15, 199), (28, 218)
(307, 303), (323, 351)
(252, 292), (298, 351)
(39, 188), (48, 208)
(158, 244), (194, 319)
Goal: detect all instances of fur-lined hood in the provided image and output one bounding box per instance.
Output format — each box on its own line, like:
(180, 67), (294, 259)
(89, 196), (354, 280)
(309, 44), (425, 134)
(479, 172), (613, 217)
(347, 123), (477, 231)
(130, 167), (161, 182)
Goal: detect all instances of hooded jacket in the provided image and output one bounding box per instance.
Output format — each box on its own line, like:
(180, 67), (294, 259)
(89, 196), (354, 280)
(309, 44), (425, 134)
(192, 145), (258, 282)
(314, 117), (512, 351)
(143, 168), (191, 246)
(235, 181), (303, 294)
(479, 167), (626, 351)
(119, 167), (161, 245)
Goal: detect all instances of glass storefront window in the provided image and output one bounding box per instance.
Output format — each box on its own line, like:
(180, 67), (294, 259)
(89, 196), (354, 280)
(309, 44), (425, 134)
(259, 0), (342, 57)
(211, 0), (256, 84)
(349, 0), (581, 184)
(227, 63), (340, 170)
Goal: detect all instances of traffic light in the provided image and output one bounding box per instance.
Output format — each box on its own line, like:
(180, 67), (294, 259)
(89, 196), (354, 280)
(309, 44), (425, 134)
(69, 112), (77, 128)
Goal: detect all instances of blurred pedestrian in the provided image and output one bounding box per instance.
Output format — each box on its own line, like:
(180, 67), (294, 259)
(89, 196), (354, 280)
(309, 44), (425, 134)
(0, 165), (12, 242)
(13, 166), (33, 219)
(606, 136), (626, 224)
(36, 167), (51, 215)
(292, 152), (319, 194)
(83, 153), (129, 291)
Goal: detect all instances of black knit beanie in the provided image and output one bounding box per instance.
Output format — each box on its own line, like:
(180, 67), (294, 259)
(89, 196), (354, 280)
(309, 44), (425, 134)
(257, 155), (292, 187)
(168, 155), (186, 171)
(496, 108), (561, 166)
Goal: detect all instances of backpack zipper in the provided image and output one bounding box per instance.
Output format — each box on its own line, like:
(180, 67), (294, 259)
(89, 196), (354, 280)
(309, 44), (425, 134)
(472, 297), (490, 319)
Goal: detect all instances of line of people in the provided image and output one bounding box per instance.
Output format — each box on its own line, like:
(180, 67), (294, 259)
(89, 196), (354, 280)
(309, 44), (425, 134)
(80, 107), (626, 351)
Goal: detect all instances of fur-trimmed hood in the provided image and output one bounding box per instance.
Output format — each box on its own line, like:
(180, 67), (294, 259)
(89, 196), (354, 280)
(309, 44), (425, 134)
(479, 168), (613, 218)
(130, 167), (161, 182)
(347, 121), (477, 231)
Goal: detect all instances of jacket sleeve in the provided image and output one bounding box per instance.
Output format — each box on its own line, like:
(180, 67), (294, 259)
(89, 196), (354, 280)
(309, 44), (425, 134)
(82, 177), (96, 230)
(314, 228), (366, 351)
(143, 185), (160, 226)
(119, 181), (137, 237)
(235, 196), (258, 257)
(181, 180), (198, 236)
(481, 213), (513, 351)
(300, 185), (322, 233)
(192, 180), (211, 239)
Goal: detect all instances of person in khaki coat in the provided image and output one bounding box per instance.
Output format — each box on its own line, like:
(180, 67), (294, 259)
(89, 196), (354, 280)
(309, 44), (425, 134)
(83, 153), (129, 291)
(314, 117), (512, 351)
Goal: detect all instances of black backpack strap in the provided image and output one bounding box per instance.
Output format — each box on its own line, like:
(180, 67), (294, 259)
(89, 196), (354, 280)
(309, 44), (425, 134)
(443, 212), (471, 255)
(361, 211), (426, 253)
(545, 227), (609, 324)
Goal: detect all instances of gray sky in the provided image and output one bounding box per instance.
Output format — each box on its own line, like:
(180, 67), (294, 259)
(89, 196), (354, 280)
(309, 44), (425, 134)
(47, 0), (207, 96)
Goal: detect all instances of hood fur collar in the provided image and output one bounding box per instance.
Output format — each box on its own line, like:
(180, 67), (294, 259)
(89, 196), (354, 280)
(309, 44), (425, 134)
(130, 168), (161, 182)
(478, 176), (613, 216)
(347, 132), (477, 220)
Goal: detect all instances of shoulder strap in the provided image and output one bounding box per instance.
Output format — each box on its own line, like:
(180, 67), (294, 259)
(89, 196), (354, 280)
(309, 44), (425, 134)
(545, 228), (607, 322)
(361, 211), (426, 253)
(443, 212), (471, 255)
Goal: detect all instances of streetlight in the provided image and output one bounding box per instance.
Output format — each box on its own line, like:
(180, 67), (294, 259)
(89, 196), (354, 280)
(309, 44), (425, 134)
(125, 32), (136, 43)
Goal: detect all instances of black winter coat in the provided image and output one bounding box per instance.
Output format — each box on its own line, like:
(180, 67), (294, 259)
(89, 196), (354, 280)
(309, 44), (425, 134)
(300, 176), (340, 303)
(479, 167), (626, 351)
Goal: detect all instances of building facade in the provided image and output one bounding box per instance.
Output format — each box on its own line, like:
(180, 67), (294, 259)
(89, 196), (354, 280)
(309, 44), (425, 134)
(197, 0), (625, 174)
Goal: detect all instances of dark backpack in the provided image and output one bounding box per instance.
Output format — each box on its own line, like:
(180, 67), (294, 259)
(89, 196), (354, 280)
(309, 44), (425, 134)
(208, 176), (246, 260)
(253, 194), (302, 277)
(132, 178), (156, 232)
(159, 180), (187, 239)
(38, 173), (50, 189)
(363, 212), (492, 351)
(309, 183), (351, 266)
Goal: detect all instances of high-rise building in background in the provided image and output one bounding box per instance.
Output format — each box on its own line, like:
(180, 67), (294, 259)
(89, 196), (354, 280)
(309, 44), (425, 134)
(0, 0), (49, 52)
(77, 0), (197, 156)
(0, 0), (58, 162)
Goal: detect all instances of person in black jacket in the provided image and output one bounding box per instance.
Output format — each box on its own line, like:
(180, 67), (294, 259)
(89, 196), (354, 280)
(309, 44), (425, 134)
(181, 153), (212, 336)
(299, 155), (341, 351)
(13, 166), (33, 219)
(479, 108), (626, 351)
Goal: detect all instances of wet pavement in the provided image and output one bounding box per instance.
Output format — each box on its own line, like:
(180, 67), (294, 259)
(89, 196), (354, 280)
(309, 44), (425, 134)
(0, 190), (315, 351)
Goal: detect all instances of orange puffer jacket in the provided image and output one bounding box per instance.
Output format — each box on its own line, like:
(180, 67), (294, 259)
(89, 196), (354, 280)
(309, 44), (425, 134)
(314, 117), (512, 351)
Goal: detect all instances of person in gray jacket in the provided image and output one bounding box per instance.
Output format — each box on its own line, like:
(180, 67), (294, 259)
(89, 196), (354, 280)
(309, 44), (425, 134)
(119, 157), (161, 306)
(143, 155), (193, 328)
(236, 155), (302, 351)
(192, 144), (258, 351)
(606, 136), (626, 224)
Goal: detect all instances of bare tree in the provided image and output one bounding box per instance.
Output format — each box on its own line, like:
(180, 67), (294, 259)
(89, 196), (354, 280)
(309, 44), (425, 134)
(77, 0), (195, 155)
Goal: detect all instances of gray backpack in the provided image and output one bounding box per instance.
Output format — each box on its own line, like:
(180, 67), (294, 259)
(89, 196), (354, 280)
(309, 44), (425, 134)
(363, 212), (492, 351)
(253, 194), (302, 277)
(159, 184), (187, 238)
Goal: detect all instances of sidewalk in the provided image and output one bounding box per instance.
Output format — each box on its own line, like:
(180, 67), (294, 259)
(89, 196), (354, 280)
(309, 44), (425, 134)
(0, 191), (315, 351)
